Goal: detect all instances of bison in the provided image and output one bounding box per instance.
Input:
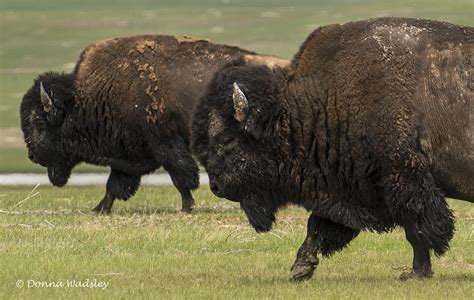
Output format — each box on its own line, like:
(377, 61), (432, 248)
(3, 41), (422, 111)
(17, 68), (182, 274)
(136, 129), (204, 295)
(191, 17), (473, 281)
(20, 34), (288, 213)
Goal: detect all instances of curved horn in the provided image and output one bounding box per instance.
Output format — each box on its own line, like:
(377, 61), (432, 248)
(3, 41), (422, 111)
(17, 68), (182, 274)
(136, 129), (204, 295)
(232, 82), (248, 122)
(39, 82), (53, 112)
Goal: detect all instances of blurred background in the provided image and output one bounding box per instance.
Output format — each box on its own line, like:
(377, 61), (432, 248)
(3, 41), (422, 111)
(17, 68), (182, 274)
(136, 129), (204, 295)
(1, 0), (473, 174)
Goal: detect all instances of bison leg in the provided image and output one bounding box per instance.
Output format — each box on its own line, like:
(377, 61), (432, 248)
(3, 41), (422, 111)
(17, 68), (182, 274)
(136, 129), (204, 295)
(385, 165), (454, 280)
(157, 140), (199, 213)
(92, 189), (115, 214)
(290, 220), (319, 282)
(400, 218), (433, 280)
(290, 214), (359, 282)
(92, 169), (141, 214)
(164, 161), (199, 213)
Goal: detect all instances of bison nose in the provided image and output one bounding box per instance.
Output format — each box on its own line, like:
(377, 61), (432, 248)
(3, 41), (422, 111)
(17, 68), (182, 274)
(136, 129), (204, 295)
(28, 152), (36, 162)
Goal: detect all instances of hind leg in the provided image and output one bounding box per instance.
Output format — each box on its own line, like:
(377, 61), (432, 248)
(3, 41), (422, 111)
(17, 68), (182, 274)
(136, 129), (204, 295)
(290, 214), (360, 282)
(385, 167), (454, 280)
(163, 158), (199, 212)
(155, 139), (199, 212)
(92, 169), (141, 214)
(92, 189), (115, 214)
(399, 218), (433, 280)
(395, 188), (454, 280)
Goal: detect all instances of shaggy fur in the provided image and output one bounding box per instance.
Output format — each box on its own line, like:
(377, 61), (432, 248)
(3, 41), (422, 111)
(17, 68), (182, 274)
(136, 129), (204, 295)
(20, 34), (289, 213)
(191, 18), (473, 280)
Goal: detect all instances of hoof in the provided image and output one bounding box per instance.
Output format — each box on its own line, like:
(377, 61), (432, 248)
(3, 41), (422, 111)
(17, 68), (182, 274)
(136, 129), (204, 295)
(290, 248), (319, 282)
(290, 263), (316, 282)
(399, 270), (433, 281)
(92, 206), (111, 215)
(180, 205), (194, 213)
(181, 206), (194, 214)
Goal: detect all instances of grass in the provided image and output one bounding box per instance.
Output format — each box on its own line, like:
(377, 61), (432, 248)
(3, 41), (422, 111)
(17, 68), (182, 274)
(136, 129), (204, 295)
(1, 0), (474, 172)
(0, 185), (473, 299)
(0, 148), (108, 173)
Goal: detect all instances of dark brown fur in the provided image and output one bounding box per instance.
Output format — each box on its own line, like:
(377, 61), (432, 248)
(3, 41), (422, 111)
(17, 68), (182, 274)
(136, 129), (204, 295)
(20, 34), (289, 213)
(191, 18), (473, 281)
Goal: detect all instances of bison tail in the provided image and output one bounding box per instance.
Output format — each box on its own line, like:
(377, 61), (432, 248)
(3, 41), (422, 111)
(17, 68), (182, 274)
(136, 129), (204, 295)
(386, 171), (455, 257)
(412, 184), (455, 257)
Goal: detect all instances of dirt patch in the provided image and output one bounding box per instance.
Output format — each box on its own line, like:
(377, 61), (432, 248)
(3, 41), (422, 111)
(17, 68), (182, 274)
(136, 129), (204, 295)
(244, 54), (290, 68)
(0, 127), (24, 149)
(136, 39), (156, 53)
(174, 35), (208, 44)
(76, 38), (116, 82)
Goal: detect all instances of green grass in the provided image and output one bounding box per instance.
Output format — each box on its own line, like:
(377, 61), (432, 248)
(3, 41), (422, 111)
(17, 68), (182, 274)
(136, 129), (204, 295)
(1, 0), (473, 172)
(0, 148), (109, 173)
(0, 185), (473, 299)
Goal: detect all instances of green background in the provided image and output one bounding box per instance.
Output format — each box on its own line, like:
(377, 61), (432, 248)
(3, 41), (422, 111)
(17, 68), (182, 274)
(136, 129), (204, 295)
(0, 0), (473, 173)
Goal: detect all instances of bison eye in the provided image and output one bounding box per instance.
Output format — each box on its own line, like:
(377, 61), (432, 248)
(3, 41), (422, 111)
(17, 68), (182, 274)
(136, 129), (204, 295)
(222, 137), (234, 144)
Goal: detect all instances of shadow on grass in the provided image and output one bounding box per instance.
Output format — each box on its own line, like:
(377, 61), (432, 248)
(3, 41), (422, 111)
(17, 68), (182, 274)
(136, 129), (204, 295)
(312, 272), (474, 284)
(0, 205), (241, 216)
(434, 273), (474, 281)
(236, 271), (474, 287)
(112, 205), (241, 216)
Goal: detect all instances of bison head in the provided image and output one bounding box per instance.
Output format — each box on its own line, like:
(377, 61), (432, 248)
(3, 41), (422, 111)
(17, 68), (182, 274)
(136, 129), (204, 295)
(192, 58), (285, 232)
(20, 72), (77, 186)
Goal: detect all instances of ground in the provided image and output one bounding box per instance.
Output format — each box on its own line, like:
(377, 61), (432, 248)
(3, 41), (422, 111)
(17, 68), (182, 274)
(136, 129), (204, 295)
(0, 1), (473, 298)
(0, 186), (473, 299)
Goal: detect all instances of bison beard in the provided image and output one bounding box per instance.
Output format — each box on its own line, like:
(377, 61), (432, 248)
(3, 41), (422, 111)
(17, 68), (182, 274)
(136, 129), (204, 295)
(47, 164), (72, 187)
(192, 17), (472, 282)
(240, 198), (277, 233)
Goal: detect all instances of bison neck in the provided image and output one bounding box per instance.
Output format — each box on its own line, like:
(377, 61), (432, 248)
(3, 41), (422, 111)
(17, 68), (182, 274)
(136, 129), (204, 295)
(273, 74), (332, 210)
(60, 99), (154, 167)
(272, 74), (390, 230)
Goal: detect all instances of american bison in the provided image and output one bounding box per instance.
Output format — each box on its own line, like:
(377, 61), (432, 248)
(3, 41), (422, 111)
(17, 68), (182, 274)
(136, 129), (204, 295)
(20, 34), (288, 213)
(191, 18), (473, 281)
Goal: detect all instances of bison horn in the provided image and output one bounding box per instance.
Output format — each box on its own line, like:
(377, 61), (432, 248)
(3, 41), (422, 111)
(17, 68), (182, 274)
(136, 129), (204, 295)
(232, 82), (248, 122)
(39, 82), (53, 113)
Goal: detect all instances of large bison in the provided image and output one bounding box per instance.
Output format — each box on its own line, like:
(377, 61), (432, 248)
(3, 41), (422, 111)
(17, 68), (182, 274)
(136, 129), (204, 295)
(20, 34), (288, 213)
(191, 18), (473, 281)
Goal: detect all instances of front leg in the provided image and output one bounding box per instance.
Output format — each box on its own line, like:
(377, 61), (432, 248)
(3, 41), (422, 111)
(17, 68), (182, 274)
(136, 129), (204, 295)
(92, 169), (141, 214)
(290, 230), (319, 282)
(290, 214), (359, 282)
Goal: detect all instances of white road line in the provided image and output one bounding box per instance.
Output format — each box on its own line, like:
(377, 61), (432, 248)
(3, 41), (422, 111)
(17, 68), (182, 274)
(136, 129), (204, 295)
(0, 173), (210, 186)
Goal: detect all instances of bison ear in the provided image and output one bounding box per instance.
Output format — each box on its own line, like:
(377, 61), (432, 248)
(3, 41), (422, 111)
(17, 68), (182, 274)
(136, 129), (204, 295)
(39, 81), (67, 127)
(233, 82), (274, 140)
(39, 82), (53, 113)
(242, 96), (276, 141)
(232, 82), (248, 122)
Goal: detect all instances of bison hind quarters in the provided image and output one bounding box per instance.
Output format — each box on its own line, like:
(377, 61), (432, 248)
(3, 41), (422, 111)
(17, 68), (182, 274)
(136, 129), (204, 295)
(385, 169), (455, 257)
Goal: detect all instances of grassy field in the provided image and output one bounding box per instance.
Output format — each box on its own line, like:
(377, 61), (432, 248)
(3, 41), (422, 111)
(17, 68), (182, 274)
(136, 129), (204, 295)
(0, 185), (472, 299)
(1, 2), (473, 298)
(1, 0), (473, 172)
